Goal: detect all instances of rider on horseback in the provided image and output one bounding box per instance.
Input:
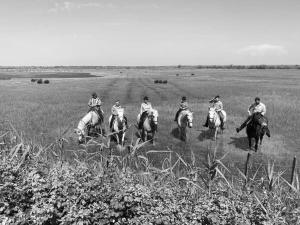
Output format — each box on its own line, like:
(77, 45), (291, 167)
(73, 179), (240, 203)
(236, 97), (266, 133)
(109, 100), (128, 129)
(174, 96), (188, 122)
(138, 96), (157, 131)
(88, 92), (104, 122)
(203, 95), (225, 130)
(88, 92), (102, 111)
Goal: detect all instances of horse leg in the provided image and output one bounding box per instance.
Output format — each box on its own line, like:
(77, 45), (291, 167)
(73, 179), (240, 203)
(254, 137), (259, 152)
(115, 134), (119, 145)
(152, 131), (155, 146)
(107, 136), (111, 147)
(260, 134), (264, 145)
(182, 127), (186, 142)
(121, 131), (125, 146)
(214, 128), (218, 141)
(141, 130), (145, 142)
(248, 137), (252, 149)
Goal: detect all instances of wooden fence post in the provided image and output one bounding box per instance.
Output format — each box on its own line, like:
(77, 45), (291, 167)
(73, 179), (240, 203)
(244, 153), (251, 183)
(290, 156), (297, 185)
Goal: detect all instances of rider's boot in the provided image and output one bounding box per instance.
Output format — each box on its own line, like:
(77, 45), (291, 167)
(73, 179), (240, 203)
(221, 121), (225, 130)
(174, 110), (180, 122)
(109, 116), (114, 129)
(203, 116), (209, 127)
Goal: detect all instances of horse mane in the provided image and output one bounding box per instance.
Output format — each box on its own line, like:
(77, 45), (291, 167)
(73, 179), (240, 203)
(252, 113), (268, 126)
(93, 108), (104, 123)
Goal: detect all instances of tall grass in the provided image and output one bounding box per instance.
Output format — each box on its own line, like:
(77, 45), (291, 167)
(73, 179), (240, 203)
(1, 125), (300, 224)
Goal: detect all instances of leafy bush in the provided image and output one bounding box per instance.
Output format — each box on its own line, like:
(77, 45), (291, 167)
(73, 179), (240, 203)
(44, 80), (50, 84)
(0, 130), (299, 224)
(37, 79), (43, 84)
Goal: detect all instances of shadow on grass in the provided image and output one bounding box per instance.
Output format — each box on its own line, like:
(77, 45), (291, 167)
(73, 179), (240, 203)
(171, 127), (188, 142)
(171, 127), (180, 140)
(197, 129), (212, 142)
(228, 136), (249, 151)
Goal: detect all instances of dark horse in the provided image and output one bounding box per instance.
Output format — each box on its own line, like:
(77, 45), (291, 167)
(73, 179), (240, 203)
(246, 112), (271, 151)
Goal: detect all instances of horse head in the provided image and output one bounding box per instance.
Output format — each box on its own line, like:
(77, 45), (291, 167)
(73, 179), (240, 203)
(261, 125), (271, 138)
(248, 113), (271, 139)
(260, 118), (271, 138)
(74, 128), (84, 143)
(115, 108), (126, 130)
(149, 109), (158, 125)
(186, 110), (193, 128)
(208, 107), (217, 122)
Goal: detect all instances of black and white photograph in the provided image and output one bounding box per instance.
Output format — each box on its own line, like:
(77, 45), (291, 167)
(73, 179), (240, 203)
(0, 0), (300, 224)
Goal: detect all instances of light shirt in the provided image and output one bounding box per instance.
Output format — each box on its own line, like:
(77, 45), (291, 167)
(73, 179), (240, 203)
(111, 105), (123, 115)
(248, 102), (266, 116)
(140, 102), (152, 114)
(179, 101), (188, 110)
(213, 100), (223, 112)
(88, 97), (102, 107)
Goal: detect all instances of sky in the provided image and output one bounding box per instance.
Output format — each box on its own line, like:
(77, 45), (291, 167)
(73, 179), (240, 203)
(0, 0), (299, 66)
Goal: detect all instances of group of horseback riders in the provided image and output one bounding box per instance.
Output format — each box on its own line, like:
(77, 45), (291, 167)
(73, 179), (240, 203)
(87, 91), (268, 135)
(87, 93), (157, 133)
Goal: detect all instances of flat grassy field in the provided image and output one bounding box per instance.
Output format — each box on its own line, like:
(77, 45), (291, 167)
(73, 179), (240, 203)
(0, 67), (299, 174)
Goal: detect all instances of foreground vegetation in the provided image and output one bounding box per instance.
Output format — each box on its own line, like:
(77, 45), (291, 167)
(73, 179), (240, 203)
(1, 127), (300, 225)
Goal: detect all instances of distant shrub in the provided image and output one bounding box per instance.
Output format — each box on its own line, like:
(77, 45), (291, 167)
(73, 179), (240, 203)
(191, 73), (195, 76)
(163, 80), (168, 84)
(176, 74), (179, 76)
(158, 80), (163, 83)
(37, 79), (43, 84)
(31, 79), (37, 82)
(44, 80), (50, 84)
(154, 80), (159, 83)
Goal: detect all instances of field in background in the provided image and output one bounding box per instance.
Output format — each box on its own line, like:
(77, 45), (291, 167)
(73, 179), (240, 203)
(0, 67), (299, 175)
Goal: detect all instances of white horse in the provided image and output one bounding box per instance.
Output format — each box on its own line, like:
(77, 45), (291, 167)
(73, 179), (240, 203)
(74, 109), (103, 143)
(177, 110), (193, 142)
(108, 108), (126, 146)
(207, 107), (226, 140)
(137, 109), (158, 144)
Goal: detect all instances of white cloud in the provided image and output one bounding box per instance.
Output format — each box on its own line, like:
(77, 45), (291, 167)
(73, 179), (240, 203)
(237, 44), (288, 57)
(48, 1), (108, 13)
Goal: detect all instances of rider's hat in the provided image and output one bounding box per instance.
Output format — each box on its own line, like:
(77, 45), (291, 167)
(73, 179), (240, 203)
(92, 92), (97, 98)
(144, 96), (149, 100)
(215, 95), (220, 99)
(255, 97), (260, 101)
(182, 96), (187, 101)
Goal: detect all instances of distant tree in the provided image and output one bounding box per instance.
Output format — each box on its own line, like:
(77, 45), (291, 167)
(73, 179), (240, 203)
(37, 79), (43, 84)
(44, 80), (50, 84)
